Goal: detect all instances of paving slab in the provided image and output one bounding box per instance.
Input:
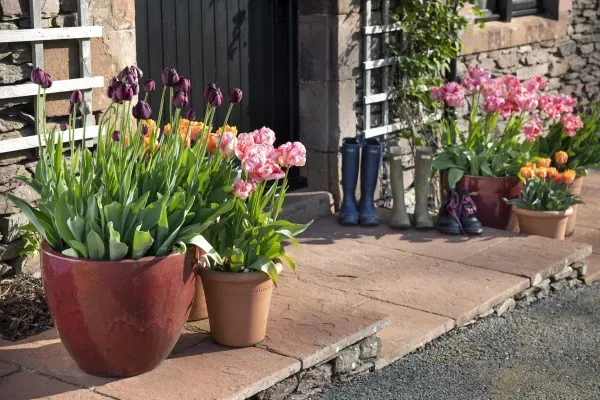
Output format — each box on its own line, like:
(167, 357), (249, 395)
(570, 196), (600, 229)
(324, 253), (529, 326)
(0, 326), (210, 389)
(0, 370), (106, 400)
(356, 299), (455, 370)
(583, 253), (600, 284)
(0, 360), (17, 378)
(568, 225), (600, 252)
(461, 235), (592, 285)
(95, 339), (301, 400)
(258, 278), (390, 369)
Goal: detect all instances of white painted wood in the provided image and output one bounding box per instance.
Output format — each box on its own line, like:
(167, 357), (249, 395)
(382, 0), (390, 126)
(0, 77), (104, 100)
(364, 92), (395, 105)
(364, 23), (402, 35)
(0, 26), (102, 43)
(78, 0), (95, 128)
(0, 126), (100, 154)
(364, 57), (403, 70)
(364, 115), (441, 139)
(364, 0), (373, 133)
(28, 0), (44, 69)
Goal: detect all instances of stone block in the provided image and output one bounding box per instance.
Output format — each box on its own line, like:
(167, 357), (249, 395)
(335, 13), (360, 81)
(558, 41), (577, 56)
(496, 51), (519, 69)
(59, 0), (77, 12)
(359, 335), (382, 359)
(0, 115), (26, 133)
(551, 265), (573, 281)
(256, 375), (299, 400)
(0, 370), (106, 400)
(549, 59), (569, 77)
(298, 14), (333, 82)
(297, 364), (332, 394)
(580, 43), (595, 54)
(0, 213), (28, 243)
(41, 0), (59, 16)
(0, 261), (11, 277)
(9, 42), (31, 64)
(52, 13), (78, 27)
(0, 62), (29, 85)
(0, 240), (23, 261)
(0, 0), (28, 19)
(10, 254), (40, 276)
(516, 63), (549, 80)
(494, 298), (515, 317)
(332, 344), (360, 374)
(522, 50), (549, 66)
(569, 56), (587, 72)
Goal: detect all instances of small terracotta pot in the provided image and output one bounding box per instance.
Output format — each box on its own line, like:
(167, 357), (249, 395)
(513, 206), (573, 240)
(199, 268), (274, 347)
(565, 176), (584, 237)
(41, 242), (195, 377)
(187, 249), (209, 322)
(451, 174), (523, 230)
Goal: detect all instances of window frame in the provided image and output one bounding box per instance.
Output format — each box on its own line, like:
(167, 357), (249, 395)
(477, 0), (544, 22)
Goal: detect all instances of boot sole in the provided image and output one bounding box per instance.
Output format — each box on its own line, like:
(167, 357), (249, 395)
(339, 217), (359, 226)
(464, 227), (484, 235)
(437, 226), (463, 235)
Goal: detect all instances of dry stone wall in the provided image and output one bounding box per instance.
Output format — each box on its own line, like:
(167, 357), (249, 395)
(0, 0), (136, 277)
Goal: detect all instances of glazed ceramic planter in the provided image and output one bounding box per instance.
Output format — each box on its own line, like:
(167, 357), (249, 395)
(40, 242), (196, 377)
(513, 206), (573, 240)
(456, 175), (523, 230)
(565, 176), (584, 237)
(199, 267), (275, 347)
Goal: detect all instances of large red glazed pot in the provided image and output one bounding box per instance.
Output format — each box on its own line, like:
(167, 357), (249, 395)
(40, 242), (196, 377)
(456, 175), (523, 230)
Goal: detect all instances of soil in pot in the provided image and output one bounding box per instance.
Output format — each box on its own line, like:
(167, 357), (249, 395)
(199, 268), (273, 348)
(513, 206), (573, 240)
(41, 242), (196, 377)
(565, 176), (584, 237)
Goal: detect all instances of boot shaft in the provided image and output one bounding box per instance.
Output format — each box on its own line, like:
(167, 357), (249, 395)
(360, 138), (382, 193)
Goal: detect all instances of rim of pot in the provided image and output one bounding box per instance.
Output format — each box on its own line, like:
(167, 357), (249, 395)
(513, 206), (574, 217)
(41, 241), (186, 264)
(461, 174), (521, 180)
(198, 267), (275, 283)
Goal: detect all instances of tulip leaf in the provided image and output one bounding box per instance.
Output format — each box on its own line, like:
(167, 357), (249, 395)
(55, 193), (75, 243)
(187, 235), (222, 265)
(249, 256), (279, 287)
(68, 240), (89, 258)
(87, 229), (105, 260)
(132, 226), (154, 259)
(108, 222), (128, 260)
(12, 175), (43, 194)
(104, 201), (124, 233)
(7, 193), (59, 249)
(62, 248), (79, 258)
(67, 216), (85, 243)
(279, 253), (297, 274)
(141, 194), (169, 231)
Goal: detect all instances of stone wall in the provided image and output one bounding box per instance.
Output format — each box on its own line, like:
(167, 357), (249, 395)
(0, 0), (136, 277)
(458, 0), (600, 98)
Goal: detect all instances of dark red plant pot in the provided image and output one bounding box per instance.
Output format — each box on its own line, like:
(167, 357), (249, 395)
(40, 242), (196, 378)
(456, 175), (523, 230)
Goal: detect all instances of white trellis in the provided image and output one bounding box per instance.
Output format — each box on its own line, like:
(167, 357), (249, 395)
(0, 0), (104, 154)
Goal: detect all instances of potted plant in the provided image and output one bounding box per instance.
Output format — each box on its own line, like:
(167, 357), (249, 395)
(199, 129), (311, 347)
(431, 67), (581, 230)
(535, 86), (600, 235)
(504, 158), (582, 240)
(9, 67), (235, 377)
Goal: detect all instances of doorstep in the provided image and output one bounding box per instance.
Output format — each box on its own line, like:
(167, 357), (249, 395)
(0, 211), (594, 399)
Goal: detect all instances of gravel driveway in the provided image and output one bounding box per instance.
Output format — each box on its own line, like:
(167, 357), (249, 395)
(316, 282), (600, 400)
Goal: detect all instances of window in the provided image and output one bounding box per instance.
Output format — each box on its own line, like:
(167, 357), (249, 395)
(477, 0), (544, 22)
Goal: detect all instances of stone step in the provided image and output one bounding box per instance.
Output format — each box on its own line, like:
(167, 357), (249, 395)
(278, 189), (334, 224)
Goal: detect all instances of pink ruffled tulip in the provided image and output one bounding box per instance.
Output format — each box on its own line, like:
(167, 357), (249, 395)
(522, 116), (543, 142)
(232, 179), (256, 199)
(273, 142), (307, 168)
(483, 96), (506, 114)
(561, 113), (584, 136)
(253, 127), (276, 146)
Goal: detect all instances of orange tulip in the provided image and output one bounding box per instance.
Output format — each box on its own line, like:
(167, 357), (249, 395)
(547, 167), (558, 178)
(523, 161), (535, 169)
(520, 166), (535, 179)
(216, 125), (238, 137)
(554, 151), (568, 165)
(562, 169), (576, 185)
(535, 167), (548, 179)
(163, 123), (172, 135)
(206, 133), (218, 153)
(537, 158), (551, 168)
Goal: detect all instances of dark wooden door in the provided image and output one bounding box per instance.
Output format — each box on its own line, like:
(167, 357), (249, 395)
(134, 0), (298, 145)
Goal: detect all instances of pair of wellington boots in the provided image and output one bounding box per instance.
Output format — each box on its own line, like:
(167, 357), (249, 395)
(339, 138), (382, 226)
(389, 146), (435, 230)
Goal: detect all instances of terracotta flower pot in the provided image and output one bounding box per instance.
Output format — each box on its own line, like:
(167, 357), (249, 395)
(40, 242), (196, 377)
(199, 267), (274, 347)
(565, 176), (584, 237)
(456, 175), (523, 230)
(513, 206), (573, 240)
(188, 248), (209, 322)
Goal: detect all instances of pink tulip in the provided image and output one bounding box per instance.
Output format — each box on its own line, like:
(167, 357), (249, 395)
(253, 127), (276, 146)
(429, 87), (444, 103)
(483, 96), (505, 114)
(561, 113), (584, 136)
(232, 179), (256, 199)
(219, 131), (237, 156)
(272, 142), (307, 168)
(522, 116), (543, 142)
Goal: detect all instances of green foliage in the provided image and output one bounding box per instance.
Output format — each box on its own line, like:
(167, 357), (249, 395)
(432, 97), (534, 186)
(536, 97), (600, 176)
(504, 177), (583, 212)
(9, 85), (237, 261)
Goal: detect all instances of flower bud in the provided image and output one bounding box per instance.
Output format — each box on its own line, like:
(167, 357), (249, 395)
(70, 90), (83, 105)
(590, 93), (597, 101)
(117, 83), (134, 102)
(132, 82), (139, 95)
(554, 151), (568, 165)
(586, 108), (592, 115)
(161, 67), (180, 87)
(112, 130), (121, 142)
(208, 88), (223, 107)
(186, 109), (196, 121)
(177, 76), (191, 93)
(132, 65), (143, 79)
(106, 76), (118, 99)
(172, 90), (188, 109)
(578, 105), (585, 113)
(112, 89), (121, 104)
(144, 79), (156, 93)
(30, 67), (53, 89)
(132, 100), (152, 120)
(60, 121), (68, 132)
(229, 88), (243, 104)
(204, 83), (218, 101)
(582, 84), (589, 93)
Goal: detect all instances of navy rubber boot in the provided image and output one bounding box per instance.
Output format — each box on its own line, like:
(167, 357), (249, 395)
(339, 138), (360, 225)
(359, 138), (382, 226)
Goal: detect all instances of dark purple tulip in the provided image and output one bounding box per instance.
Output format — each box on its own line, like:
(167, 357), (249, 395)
(208, 89), (223, 107)
(203, 83), (218, 101)
(112, 130), (121, 142)
(177, 76), (191, 93)
(586, 108), (592, 115)
(60, 121), (68, 132)
(161, 67), (180, 87)
(229, 88), (243, 104)
(172, 90), (188, 109)
(132, 82), (139, 95)
(117, 83), (135, 102)
(132, 100), (152, 120)
(112, 89), (121, 104)
(141, 124), (149, 136)
(591, 93), (598, 101)
(582, 84), (589, 93)
(30, 67), (52, 88)
(132, 65), (143, 79)
(144, 79), (156, 93)
(573, 108), (578, 115)
(107, 76), (118, 99)
(70, 89), (83, 105)
(578, 105), (585, 113)
(123, 73), (137, 85)
(186, 109), (196, 121)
